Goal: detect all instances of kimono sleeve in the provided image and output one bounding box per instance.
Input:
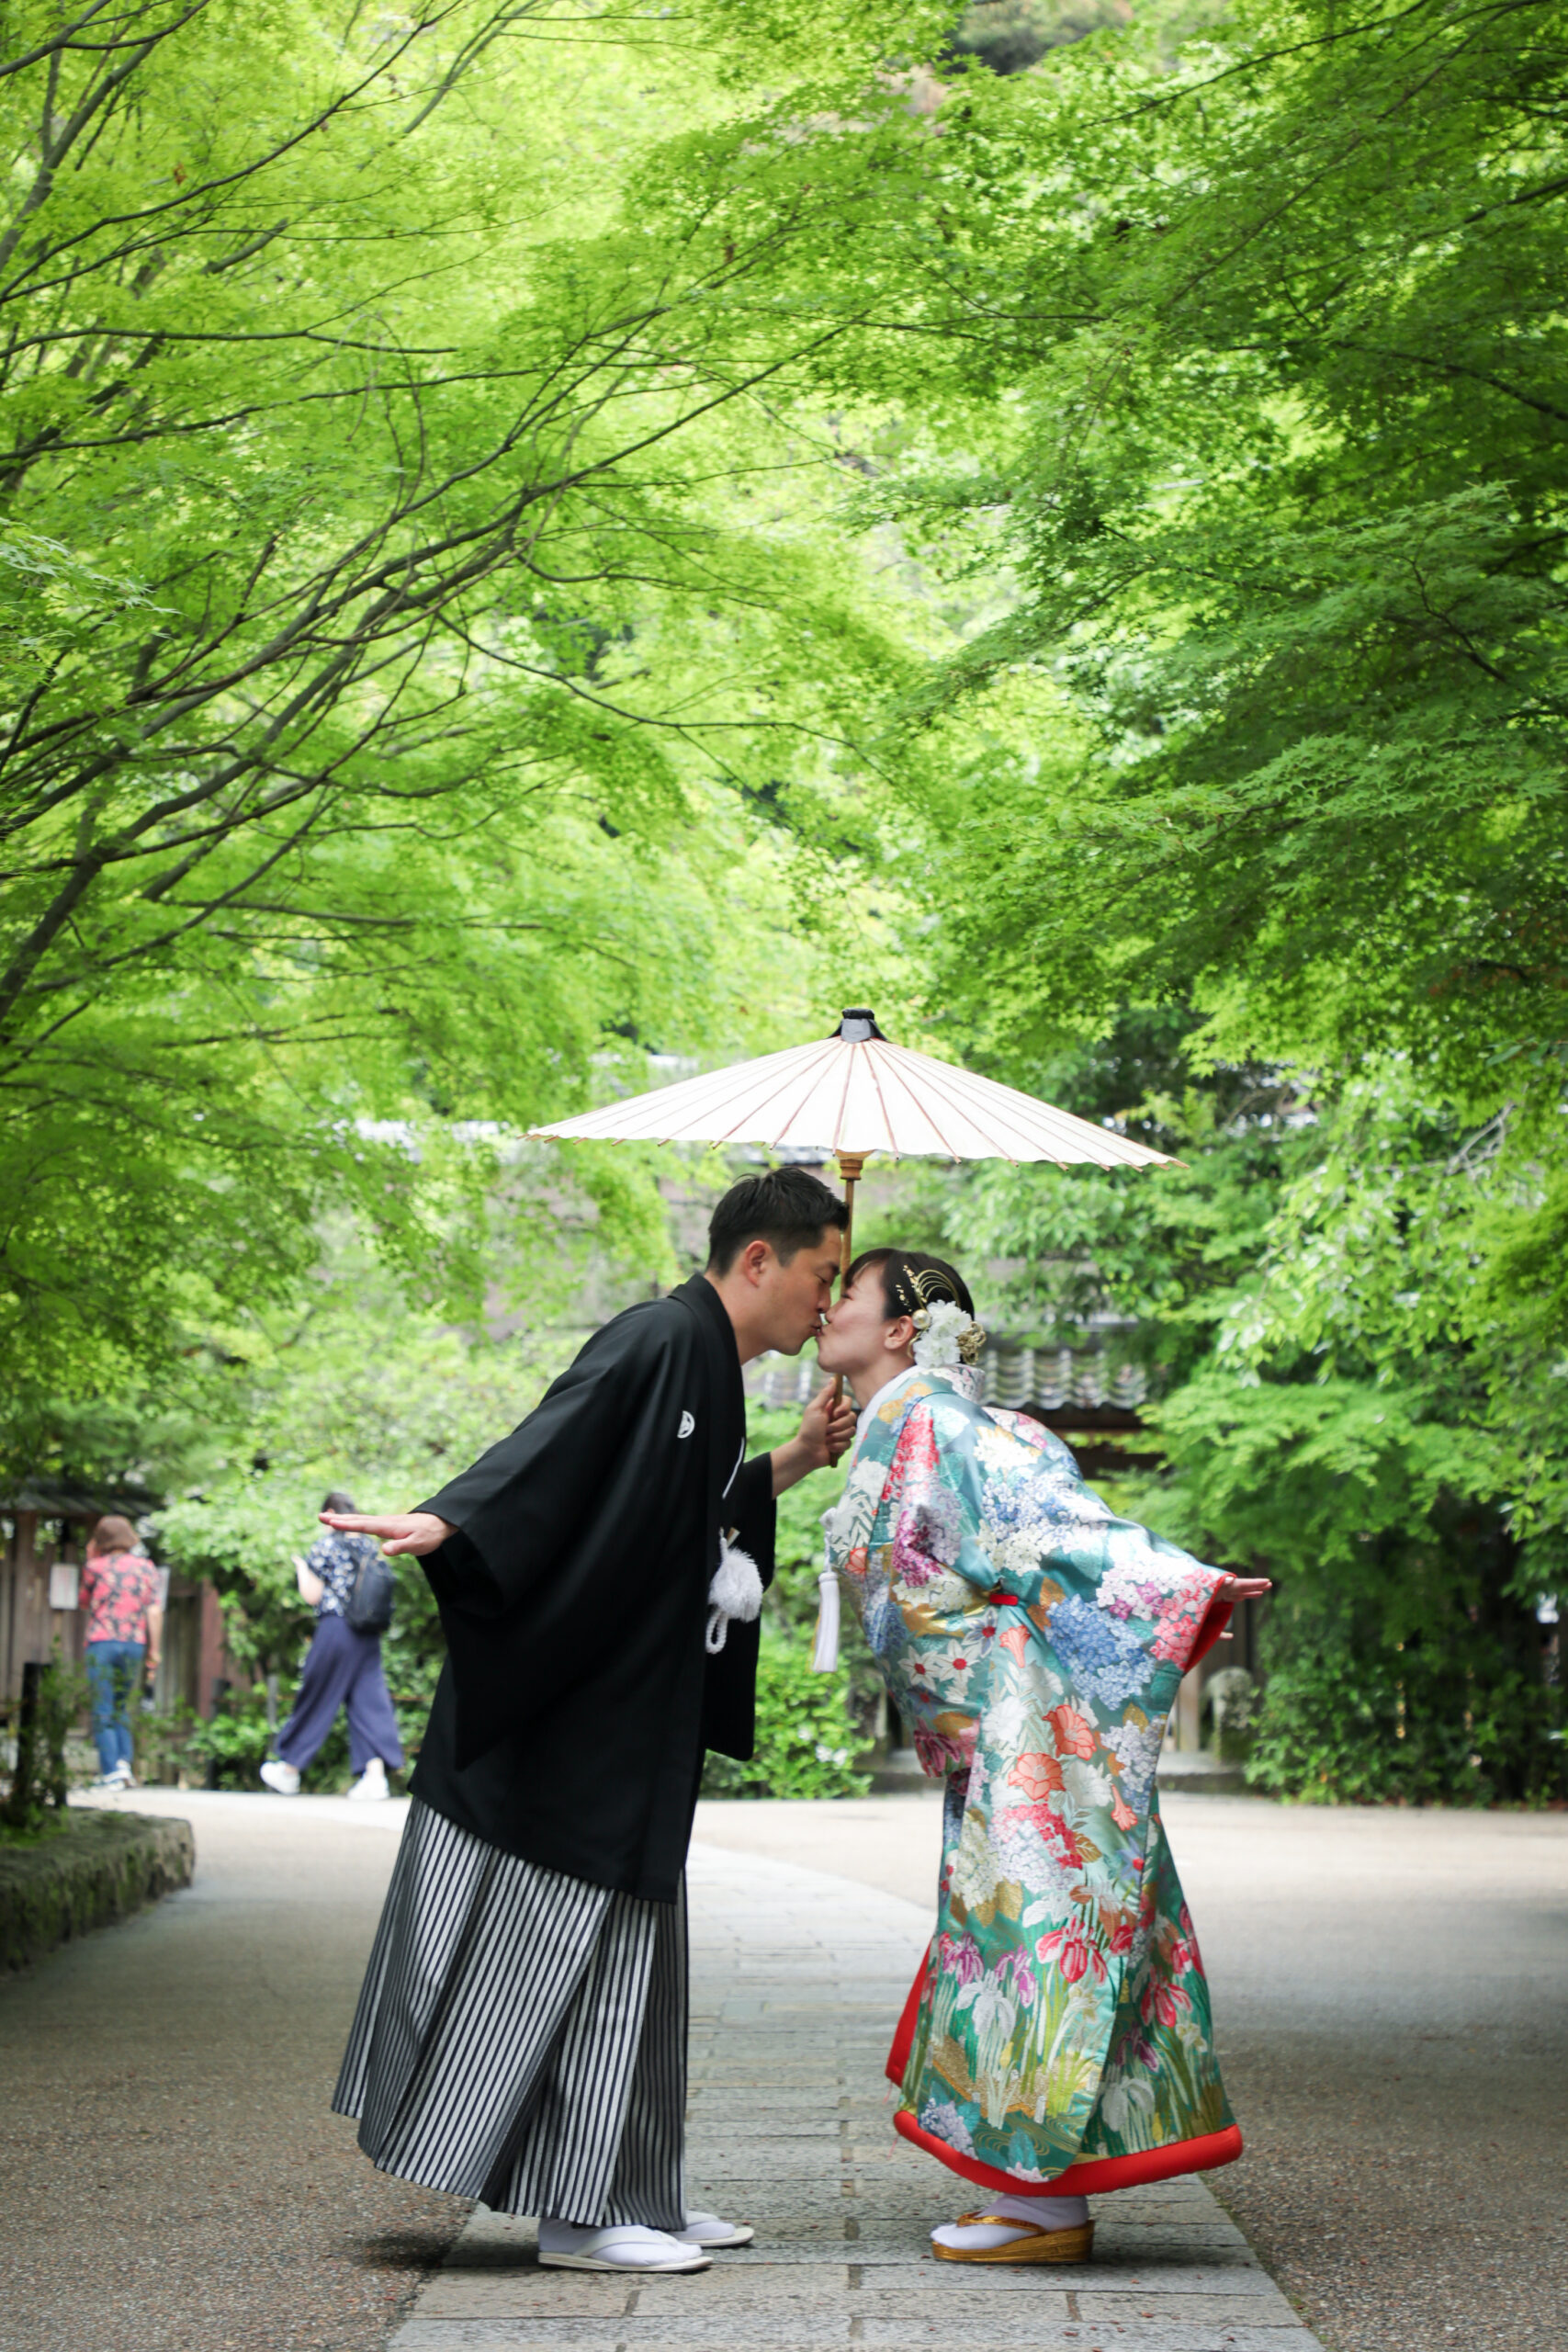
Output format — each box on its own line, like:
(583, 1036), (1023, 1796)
(416, 1314), (663, 1623)
(1053, 1481), (1234, 1678)
(951, 1422), (1232, 1682)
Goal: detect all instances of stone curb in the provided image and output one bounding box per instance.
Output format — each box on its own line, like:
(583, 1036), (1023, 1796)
(0, 1804), (194, 1971)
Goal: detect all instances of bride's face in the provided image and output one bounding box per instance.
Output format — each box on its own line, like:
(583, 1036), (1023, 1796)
(816, 1269), (916, 1398)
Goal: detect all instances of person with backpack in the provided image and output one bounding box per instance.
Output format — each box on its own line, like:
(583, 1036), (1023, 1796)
(260, 1489), (402, 1801)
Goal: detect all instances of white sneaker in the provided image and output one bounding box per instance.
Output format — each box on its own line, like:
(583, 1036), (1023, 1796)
(259, 1758), (300, 1796)
(348, 1758), (389, 1801)
(111, 1761), (135, 1788)
(679, 2210), (755, 2248)
(537, 2222), (710, 2274)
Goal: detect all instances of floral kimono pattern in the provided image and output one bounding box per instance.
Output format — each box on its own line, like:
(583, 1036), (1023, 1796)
(826, 1367), (1243, 2196)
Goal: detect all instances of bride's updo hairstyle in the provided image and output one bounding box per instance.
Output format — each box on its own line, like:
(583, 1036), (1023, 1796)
(845, 1248), (976, 1325)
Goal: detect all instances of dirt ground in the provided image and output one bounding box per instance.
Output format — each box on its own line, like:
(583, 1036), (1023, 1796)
(2, 1792), (463, 2352)
(6, 1785), (1564, 2352)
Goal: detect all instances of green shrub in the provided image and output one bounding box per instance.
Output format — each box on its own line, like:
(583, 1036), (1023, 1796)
(133, 1690), (367, 1792)
(1247, 1642), (1567, 1806)
(130, 1693), (268, 1789)
(701, 1635), (872, 1800)
(186, 1690), (276, 1787)
(1, 1652), (88, 1829)
(747, 1405), (886, 1747)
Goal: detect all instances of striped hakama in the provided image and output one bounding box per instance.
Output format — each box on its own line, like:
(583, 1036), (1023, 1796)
(333, 1798), (686, 2227)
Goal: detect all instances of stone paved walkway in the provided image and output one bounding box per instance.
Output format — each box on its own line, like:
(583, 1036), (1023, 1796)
(391, 1843), (1324, 2352)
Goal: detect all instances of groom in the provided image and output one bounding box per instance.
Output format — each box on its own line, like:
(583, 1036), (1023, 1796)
(325, 1168), (855, 2274)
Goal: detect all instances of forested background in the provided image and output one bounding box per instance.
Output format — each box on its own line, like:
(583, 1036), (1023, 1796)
(4, 0), (1563, 1801)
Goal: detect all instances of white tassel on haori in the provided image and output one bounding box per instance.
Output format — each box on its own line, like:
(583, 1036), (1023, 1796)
(705, 1536), (763, 1654)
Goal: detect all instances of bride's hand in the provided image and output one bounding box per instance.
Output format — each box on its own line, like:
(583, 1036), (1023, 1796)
(1213, 1571), (1270, 1636)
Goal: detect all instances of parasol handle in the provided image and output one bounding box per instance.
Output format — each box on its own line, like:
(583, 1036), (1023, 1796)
(829, 1153), (865, 1411)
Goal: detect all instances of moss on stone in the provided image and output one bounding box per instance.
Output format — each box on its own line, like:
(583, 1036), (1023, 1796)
(0, 1807), (195, 1972)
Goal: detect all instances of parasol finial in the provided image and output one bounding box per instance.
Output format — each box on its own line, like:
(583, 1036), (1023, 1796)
(832, 1008), (886, 1043)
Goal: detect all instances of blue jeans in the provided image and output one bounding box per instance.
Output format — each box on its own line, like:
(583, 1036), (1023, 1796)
(85, 1639), (145, 1774)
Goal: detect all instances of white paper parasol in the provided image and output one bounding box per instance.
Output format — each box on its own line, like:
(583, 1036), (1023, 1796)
(530, 1008), (1177, 1285)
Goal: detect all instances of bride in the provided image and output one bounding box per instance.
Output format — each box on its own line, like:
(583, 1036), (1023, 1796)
(815, 1249), (1269, 2267)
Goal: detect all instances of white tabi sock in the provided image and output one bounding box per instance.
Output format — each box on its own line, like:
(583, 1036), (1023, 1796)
(931, 2190), (1089, 2252)
(537, 2218), (706, 2270)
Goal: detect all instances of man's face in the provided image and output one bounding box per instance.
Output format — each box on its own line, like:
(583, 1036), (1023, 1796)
(754, 1228), (844, 1355)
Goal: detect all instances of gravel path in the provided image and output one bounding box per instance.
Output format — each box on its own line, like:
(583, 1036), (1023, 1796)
(393, 1839), (1324, 2352)
(1169, 1800), (1568, 2352)
(2, 1791), (463, 2352)
(7, 1786), (1563, 2352)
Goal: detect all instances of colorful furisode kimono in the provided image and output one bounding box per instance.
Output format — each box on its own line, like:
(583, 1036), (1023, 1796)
(825, 1364), (1243, 2199)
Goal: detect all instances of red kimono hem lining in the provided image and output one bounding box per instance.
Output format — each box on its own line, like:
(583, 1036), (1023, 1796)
(893, 2109), (1245, 2196)
(886, 1957), (1243, 2195)
(887, 1956), (927, 2086)
(1189, 1596), (1235, 1672)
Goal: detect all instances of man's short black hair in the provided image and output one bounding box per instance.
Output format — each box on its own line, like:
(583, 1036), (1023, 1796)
(706, 1168), (848, 1275)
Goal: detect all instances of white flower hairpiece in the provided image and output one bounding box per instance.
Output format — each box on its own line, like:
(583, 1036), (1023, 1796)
(911, 1296), (987, 1369)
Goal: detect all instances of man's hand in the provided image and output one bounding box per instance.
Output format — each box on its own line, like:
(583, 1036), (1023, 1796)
(805, 1380), (859, 1467)
(770, 1384), (860, 1497)
(321, 1510), (456, 1558)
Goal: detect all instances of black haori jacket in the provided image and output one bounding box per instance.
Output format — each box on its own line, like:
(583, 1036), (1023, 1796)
(408, 1275), (775, 1902)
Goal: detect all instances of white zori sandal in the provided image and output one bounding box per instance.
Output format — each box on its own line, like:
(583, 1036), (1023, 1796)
(536, 2222), (711, 2273)
(679, 2209), (756, 2248)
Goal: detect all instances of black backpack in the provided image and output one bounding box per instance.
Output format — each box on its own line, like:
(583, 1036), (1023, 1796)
(344, 1540), (395, 1634)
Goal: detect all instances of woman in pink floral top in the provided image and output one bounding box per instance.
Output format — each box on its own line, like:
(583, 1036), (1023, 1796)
(79, 1515), (163, 1787)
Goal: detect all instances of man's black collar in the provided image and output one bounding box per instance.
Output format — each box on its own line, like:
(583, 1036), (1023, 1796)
(672, 1271), (740, 1369)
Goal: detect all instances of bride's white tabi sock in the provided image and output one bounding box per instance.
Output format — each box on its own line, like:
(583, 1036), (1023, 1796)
(931, 2190), (1091, 2253)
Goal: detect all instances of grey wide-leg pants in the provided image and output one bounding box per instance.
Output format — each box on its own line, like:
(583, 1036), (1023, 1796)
(333, 1798), (685, 2227)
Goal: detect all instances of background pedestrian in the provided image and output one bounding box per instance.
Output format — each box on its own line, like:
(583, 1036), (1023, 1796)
(260, 1491), (403, 1802)
(79, 1516), (163, 1790)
